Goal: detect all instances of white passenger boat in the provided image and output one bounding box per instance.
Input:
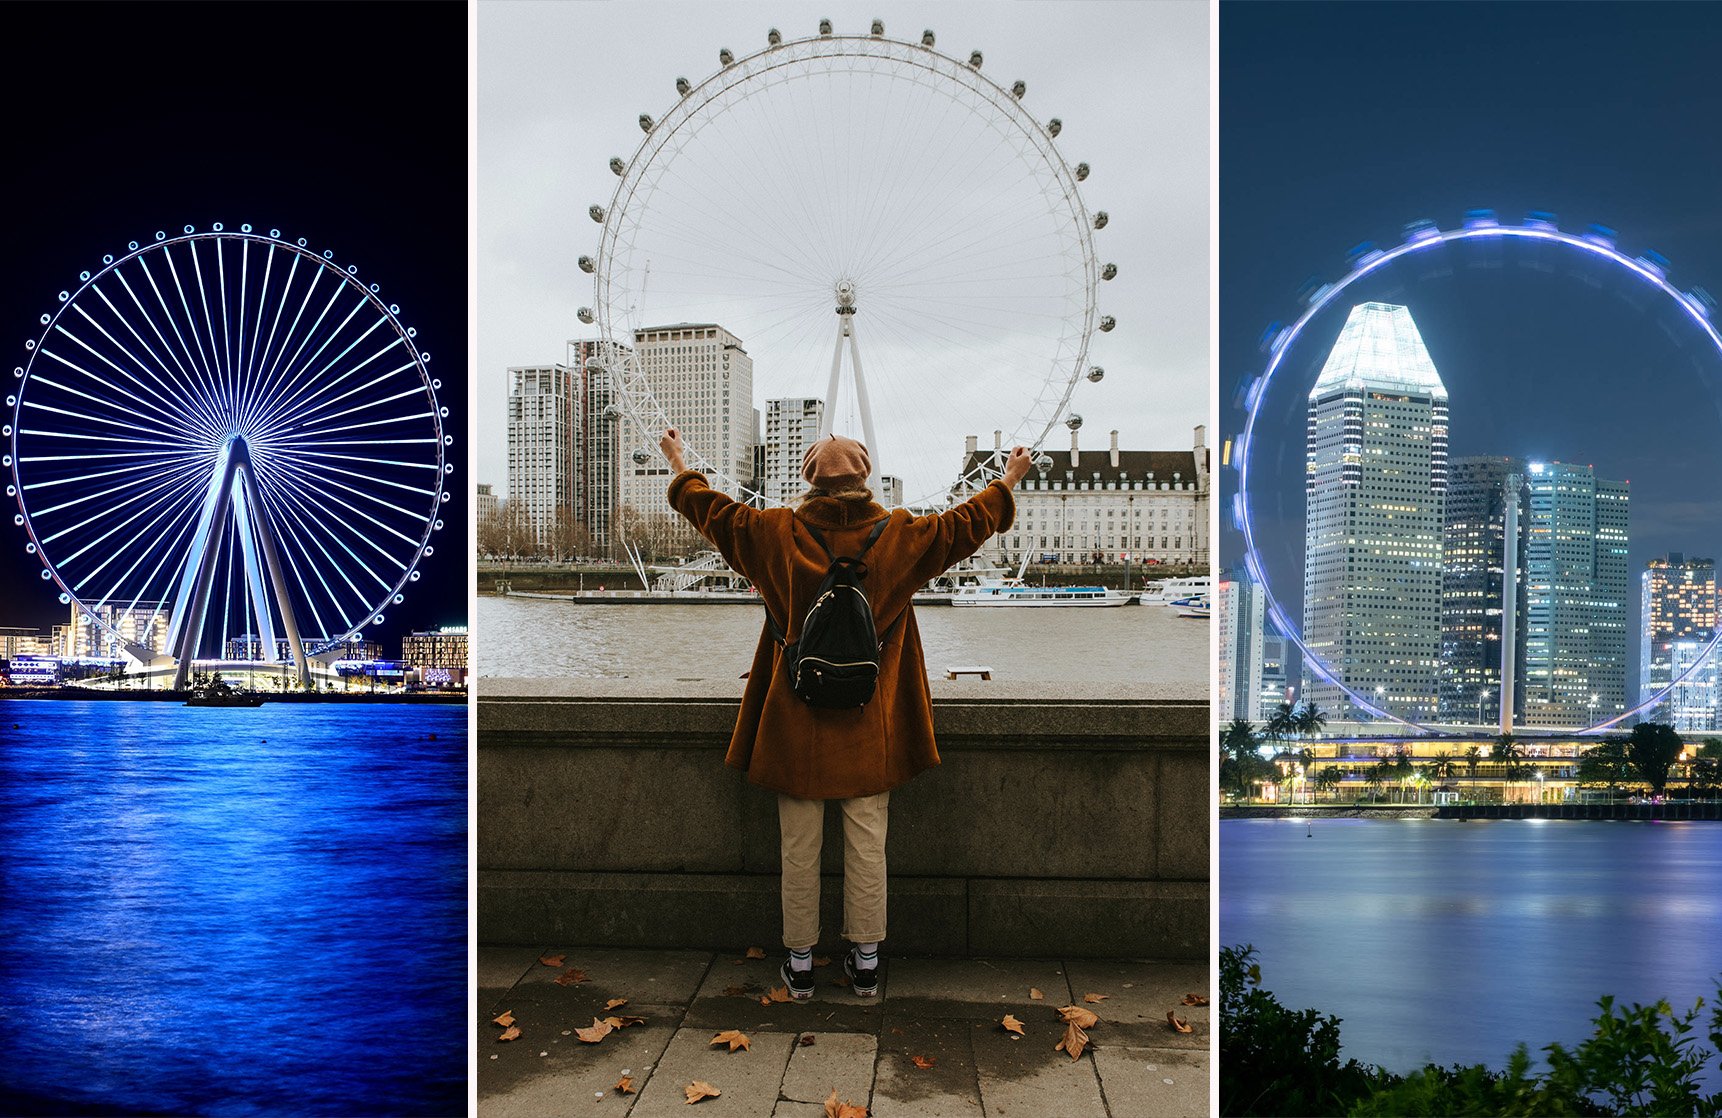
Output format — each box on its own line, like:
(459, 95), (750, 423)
(1169, 595), (1210, 619)
(950, 578), (1136, 607)
(1141, 575), (1212, 605)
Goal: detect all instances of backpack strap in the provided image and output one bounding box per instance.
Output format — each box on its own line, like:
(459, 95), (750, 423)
(767, 516), (894, 648)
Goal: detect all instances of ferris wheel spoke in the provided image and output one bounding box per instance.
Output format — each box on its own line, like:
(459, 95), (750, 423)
(290, 453), (440, 495)
(60, 307), (226, 438)
(161, 245), (224, 399)
(252, 270), (347, 411)
(259, 457), (423, 554)
(257, 358), (419, 440)
(208, 239), (236, 409)
(247, 253), (322, 419)
(107, 271), (229, 430)
(61, 466), (206, 585)
(261, 453), (433, 528)
(28, 359), (208, 446)
(260, 486), (367, 632)
(251, 293), (383, 423)
(33, 451), (209, 536)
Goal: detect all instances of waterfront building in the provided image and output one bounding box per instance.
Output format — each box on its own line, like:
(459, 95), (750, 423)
(401, 626), (468, 687)
(1259, 633), (1290, 720)
(762, 397), (826, 505)
(476, 483), (500, 535)
(1218, 567), (1265, 723)
(1639, 552), (1716, 722)
(506, 363), (579, 549)
(1666, 638), (1721, 732)
(956, 426), (1208, 568)
(569, 339), (625, 552)
(1520, 461), (1630, 728)
(1, 626), (45, 663)
(616, 323), (753, 521)
(1438, 457), (1528, 725)
(1303, 302), (1448, 722)
(70, 601), (170, 660)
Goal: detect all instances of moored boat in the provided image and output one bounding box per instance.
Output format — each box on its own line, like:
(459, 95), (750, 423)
(950, 578), (1136, 607)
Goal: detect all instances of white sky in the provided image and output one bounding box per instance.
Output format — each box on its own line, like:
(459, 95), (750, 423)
(476, 0), (1208, 500)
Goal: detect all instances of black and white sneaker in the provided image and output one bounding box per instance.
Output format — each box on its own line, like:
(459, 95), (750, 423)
(843, 947), (879, 997)
(780, 958), (814, 1000)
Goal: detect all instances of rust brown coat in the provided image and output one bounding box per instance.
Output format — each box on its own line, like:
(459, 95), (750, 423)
(667, 470), (1016, 799)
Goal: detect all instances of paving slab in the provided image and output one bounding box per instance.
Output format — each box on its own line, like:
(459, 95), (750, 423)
(506, 947), (713, 1002)
(479, 1023), (676, 1118)
(628, 1028), (798, 1118)
(972, 1020), (1108, 1118)
(1061, 959), (1209, 1048)
(882, 957), (1070, 1019)
(779, 1031), (877, 1105)
(869, 1018), (983, 1117)
(771, 1103), (832, 1118)
(1094, 1045), (1209, 1118)
(480, 945), (549, 994)
(687, 956), (884, 1033)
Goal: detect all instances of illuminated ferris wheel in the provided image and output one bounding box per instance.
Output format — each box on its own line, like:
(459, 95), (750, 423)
(7, 225), (451, 688)
(580, 18), (1116, 508)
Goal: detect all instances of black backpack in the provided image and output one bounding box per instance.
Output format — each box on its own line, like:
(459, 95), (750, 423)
(764, 518), (900, 709)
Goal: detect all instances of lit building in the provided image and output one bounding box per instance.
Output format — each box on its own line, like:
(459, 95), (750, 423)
(957, 426), (1208, 568)
(506, 363), (579, 548)
(1639, 552), (1716, 722)
(616, 323), (753, 520)
(1666, 638), (1720, 732)
(1218, 567), (1265, 724)
(401, 626), (468, 687)
(1259, 632), (1290, 721)
(1520, 461), (1629, 728)
(1303, 302), (1448, 722)
(1438, 457), (1528, 725)
(1, 626), (43, 662)
(762, 397), (826, 505)
(70, 602), (171, 659)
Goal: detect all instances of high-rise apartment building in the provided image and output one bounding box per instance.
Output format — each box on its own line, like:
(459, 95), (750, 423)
(506, 364), (579, 547)
(475, 483), (499, 534)
(1520, 461), (1629, 727)
(569, 339), (624, 552)
(1218, 567), (1265, 724)
(1639, 552), (1716, 722)
(1439, 457), (1528, 725)
(70, 601), (171, 660)
(762, 397), (826, 505)
(1259, 633), (1289, 720)
(1667, 638), (1721, 732)
(616, 323), (753, 520)
(1303, 302), (1448, 722)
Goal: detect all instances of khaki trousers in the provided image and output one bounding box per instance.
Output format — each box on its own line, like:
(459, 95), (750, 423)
(776, 791), (890, 949)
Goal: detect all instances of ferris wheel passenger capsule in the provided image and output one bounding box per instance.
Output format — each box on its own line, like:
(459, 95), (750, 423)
(632, 448), (652, 465)
(1087, 366), (1105, 383)
(609, 157), (626, 176)
(1101, 263), (1117, 280)
(968, 50), (983, 68)
(1033, 453), (1053, 470)
(585, 355), (604, 370)
(719, 48), (734, 66)
(578, 255), (596, 274)
(676, 76), (691, 96)
(1075, 163), (1090, 182)
(602, 405), (622, 419)
(922, 29), (935, 46)
(589, 205), (605, 222)
(1048, 118), (1062, 137)
(871, 19), (883, 36)
(577, 307), (594, 324)
(1011, 81), (1026, 98)
(768, 28), (782, 45)
(639, 113), (655, 133)
(1065, 414), (1083, 431)
(819, 19), (832, 36)
(1093, 211), (1108, 229)
(1099, 315), (1116, 332)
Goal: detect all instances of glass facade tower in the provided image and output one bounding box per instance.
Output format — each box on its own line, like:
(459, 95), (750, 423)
(1439, 457), (1528, 725)
(1640, 552), (1717, 725)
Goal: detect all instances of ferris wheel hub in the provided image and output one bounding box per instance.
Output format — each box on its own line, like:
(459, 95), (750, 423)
(834, 279), (858, 315)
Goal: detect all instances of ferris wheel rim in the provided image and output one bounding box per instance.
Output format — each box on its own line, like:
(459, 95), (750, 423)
(8, 226), (450, 650)
(589, 27), (1100, 509)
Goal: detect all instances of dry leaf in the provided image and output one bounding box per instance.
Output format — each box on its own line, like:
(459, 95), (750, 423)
(710, 1029), (751, 1052)
(492, 1010), (515, 1028)
(732, 958), (746, 965)
(1029, 988), (1045, 1001)
(1001, 1014), (1025, 1036)
(497, 1024), (521, 1042)
(832, 976), (852, 989)
(759, 995), (772, 1007)
(768, 985), (792, 1003)
(911, 1055), (936, 1069)
(825, 1089), (869, 1118)
(615, 1076), (636, 1095)
(723, 984), (751, 997)
(800, 1034), (817, 1046)
(1055, 1020), (1090, 1060)
(813, 955), (831, 968)
(605, 998), (628, 1010)
(684, 1080), (722, 1104)
(1083, 993), (1110, 1003)
(1167, 1011), (1192, 1034)
(539, 954), (565, 967)
(746, 946), (766, 959)
(555, 967), (590, 986)
(574, 1017), (613, 1043)
(605, 1015), (647, 1028)
(1181, 993), (1210, 1006)
(1057, 1005), (1099, 1029)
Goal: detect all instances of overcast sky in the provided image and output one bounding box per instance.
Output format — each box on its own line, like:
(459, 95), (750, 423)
(477, 0), (1208, 501)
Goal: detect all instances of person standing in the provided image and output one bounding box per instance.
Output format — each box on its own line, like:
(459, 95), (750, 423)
(662, 427), (1030, 997)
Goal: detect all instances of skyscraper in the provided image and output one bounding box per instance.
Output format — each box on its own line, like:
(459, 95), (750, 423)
(1218, 567), (1265, 724)
(505, 363), (579, 548)
(1520, 461), (1630, 728)
(762, 397), (826, 505)
(570, 339), (623, 553)
(1303, 302), (1448, 722)
(1439, 457), (1528, 725)
(1640, 552), (1716, 722)
(616, 323), (754, 519)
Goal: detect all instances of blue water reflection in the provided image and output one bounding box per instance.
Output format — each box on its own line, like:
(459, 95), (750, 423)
(1221, 818), (1722, 1077)
(0, 700), (467, 1117)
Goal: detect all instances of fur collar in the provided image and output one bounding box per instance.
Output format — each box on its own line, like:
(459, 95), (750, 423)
(795, 496), (890, 531)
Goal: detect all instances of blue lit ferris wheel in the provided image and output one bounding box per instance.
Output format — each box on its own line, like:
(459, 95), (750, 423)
(6, 225), (451, 689)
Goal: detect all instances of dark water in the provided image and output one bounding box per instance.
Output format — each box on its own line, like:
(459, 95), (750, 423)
(1221, 819), (1722, 1078)
(0, 700), (467, 1117)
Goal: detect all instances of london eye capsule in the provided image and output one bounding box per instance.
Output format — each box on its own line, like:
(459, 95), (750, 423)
(819, 19), (832, 36)
(632, 448), (651, 465)
(1087, 366), (1104, 383)
(1033, 453), (1053, 470)
(676, 76), (691, 96)
(1048, 117), (1062, 137)
(601, 405), (622, 420)
(1011, 80), (1026, 98)
(638, 113), (654, 133)
(585, 355), (604, 371)
(588, 205), (605, 223)
(1065, 413), (1084, 431)
(1075, 162), (1090, 181)
(922, 29), (935, 46)
(968, 49), (983, 68)
(578, 255), (595, 274)
(577, 307), (594, 324)
(1099, 315), (1116, 332)
(719, 47), (734, 66)
(871, 19), (883, 36)
(1101, 262), (1117, 280)
(1093, 210), (1108, 229)
(768, 27), (781, 45)
(609, 156), (625, 176)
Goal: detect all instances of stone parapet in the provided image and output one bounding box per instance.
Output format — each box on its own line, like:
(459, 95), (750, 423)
(479, 679), (1208, 959)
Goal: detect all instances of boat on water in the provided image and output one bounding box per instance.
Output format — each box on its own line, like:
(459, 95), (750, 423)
(951, 578), (1137, 607)
(184, 682), (265, 707)
(1141, 575), (1212, 605)
(1169, 595), (1210, 619)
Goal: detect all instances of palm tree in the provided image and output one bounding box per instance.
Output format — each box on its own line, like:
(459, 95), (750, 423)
(1313, 766), (1343, 803)
(1363, 766), (1386, 803)
(1463, 745), (1482, 801)
(1265, 702), (1296, 745)
(1293, 703), (1329, 741)
(1219, 719), (1260, 801)
(1491, 733), (1525, 803)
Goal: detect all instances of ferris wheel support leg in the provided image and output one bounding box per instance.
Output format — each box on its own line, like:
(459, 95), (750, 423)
(231, 479), (279, 665)
(846, 322), (881, 494)
(241, 466), (312, 688)
(817, 320), (847, 442)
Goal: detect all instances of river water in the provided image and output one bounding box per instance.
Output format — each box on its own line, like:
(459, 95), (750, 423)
(0, 700), (466, 1117)
(1221, 818), (1722, 1079)
(476, 595), (1208, 681)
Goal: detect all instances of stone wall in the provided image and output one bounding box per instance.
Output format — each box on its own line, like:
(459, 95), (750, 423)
(478, 679), (1208, 959)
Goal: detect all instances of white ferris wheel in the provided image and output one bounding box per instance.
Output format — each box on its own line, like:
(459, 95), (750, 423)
(580, 19), (1115, 510)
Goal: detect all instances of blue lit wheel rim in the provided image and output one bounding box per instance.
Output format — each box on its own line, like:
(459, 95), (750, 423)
(1233, 216), (1722, 734)
(8, 228), (448, 656)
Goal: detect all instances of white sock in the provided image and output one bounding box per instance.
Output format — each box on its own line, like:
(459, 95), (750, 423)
(855, 942), (879, 966)
(789, 947), (813, 972)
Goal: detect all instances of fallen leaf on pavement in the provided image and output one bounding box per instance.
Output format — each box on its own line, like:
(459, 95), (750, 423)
(746, 946), (766, 959)
(813, 955), (831, 968)
(605, 1015), (647, 1028)
(825, 1088), (869, 1118)
(759, 995), (772, 1007)
(911, 1055), (936, 1069)
(615, 1076), (636, 1095)
(539, 954), (565, 967)
(1057, 1005), (1099, 1029)
(1029, 988), (1044, 1000)
(1181, 993), (1210, 1006)
(800, 1034), (817, 1046)
(498, 1025), (521, 1042)
(684, 1081), (721, 1104)
(723, 984), (751, 997)
(711, 1029), (751, 1052)
(492, 1011), (515, 1028)
(1167, 1011), (1192, 1034)
(605, 998), (628, 1010)
(1055, 1021), (1089, 1060)
(768, 985), (792, 1003)
(1083, 993), (1110, 1003)
(574, 1017), (613, 1043)
(832, 976), (852, 989)
(555, 967), (590, 986)
(1001, 1014), (1025, 1036)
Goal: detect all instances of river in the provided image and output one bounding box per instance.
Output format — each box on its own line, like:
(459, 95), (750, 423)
(0, 700), (466, 1117)
(475, 594), (1208, 681)
(1220, 818), (1722, 1080)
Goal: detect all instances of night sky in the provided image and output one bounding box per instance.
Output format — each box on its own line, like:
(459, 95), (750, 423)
(1220, 2), (1722, 701)
(1, 3), (468, 652)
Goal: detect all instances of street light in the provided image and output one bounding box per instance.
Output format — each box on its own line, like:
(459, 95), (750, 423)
(1536, 769), (1546, 805)
(1589, 693), (1599, 725)
(1479, 687), (1490, 727)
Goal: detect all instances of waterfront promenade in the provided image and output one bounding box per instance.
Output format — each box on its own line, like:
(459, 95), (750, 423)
(479, 944), (1208, 1117)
